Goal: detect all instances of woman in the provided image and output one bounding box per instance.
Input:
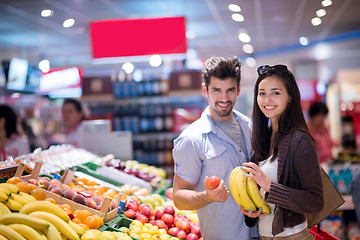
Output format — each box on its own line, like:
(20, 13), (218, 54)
(61, 99), (84, 148)
(240, 65), (324, 239)
(307, 101), (338, 167)
(0, 104), (30, 161)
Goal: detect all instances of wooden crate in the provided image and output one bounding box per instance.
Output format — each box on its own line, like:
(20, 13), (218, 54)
(15, 162), (121, 222)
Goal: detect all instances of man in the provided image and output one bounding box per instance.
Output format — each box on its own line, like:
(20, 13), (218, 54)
(172, 56), (258, 240)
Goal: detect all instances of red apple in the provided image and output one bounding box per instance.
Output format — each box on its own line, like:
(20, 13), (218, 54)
(154, 209), (165, 220)
(155, 220), (166, 229)
(177, 230), (187, 240)
(208, 175), (220, 189)
(124, 209), (137, 219)
(178, 220), (191, 233)
(191, 224), (202, 238)
(164, 205), (175, 216)
(186, 233), (199, 240)
(168, 227), (180, 237)
(165, 187), (173, 200)
(136, 213), (149, 224)
(127, 201), (139, 212)
(149, 219), (156, 225)
(139, 203), (151, 212)
(161, 213), (174, 226)
(140, 206), (153, 218)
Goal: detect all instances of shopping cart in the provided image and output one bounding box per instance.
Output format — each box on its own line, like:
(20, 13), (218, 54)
(310, 224), (340, 240)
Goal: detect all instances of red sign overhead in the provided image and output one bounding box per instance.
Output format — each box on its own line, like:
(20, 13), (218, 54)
(90, 17), (187, 58)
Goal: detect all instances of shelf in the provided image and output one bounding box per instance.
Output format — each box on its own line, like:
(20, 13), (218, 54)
(82, 93), (205, 107)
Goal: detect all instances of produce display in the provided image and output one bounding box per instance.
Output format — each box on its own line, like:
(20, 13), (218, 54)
(0, 146), (204, 240)
(229, 167), (271, 214)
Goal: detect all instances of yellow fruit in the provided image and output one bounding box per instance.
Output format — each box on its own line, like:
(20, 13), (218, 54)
(0, 212), (50, 230)
(0, 224), (26, 240)
(7, 223), (44, 240)
(5, 198), (23, 211)
(20, 200), (70, 222)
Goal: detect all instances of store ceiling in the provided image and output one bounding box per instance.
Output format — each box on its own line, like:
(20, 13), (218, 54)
(0, 0), (360, 69)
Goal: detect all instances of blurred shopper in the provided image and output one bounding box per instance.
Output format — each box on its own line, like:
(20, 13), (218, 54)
(0, 104), (30, 161)
(172, 57), (259, 240)
(307, 101), (339, 169)
(61, 98), (84, 148)
(241, 65), (324, 239)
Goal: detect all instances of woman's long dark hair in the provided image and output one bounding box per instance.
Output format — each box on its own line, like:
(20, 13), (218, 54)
(251, 66), (311, 164)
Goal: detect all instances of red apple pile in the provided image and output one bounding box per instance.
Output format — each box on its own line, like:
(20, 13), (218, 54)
(124, 202), (202, 240)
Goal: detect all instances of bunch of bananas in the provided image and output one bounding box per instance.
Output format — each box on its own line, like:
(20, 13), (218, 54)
(0, 201), (85, 240)
(229, 166), (271, 214)
(0, 183), (37, 212)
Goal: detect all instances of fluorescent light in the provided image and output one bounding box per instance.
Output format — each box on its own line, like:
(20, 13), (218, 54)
(228, 4), (241, 12)
(38, 59), (50, 73)
(322, 0), (332, 7)
(311, 17), (322, 26)
(299, 37), (308, 45)
(63, 18), (75, 28)
(41, 9), (53, 17)
(232, 13), (244, 22)
(316, 9), (326, 17)
(238, 33), (251, 43)
(149, 55), (162, 67)
(243, 44), (254, 54)
(122, 62), (134, 74)
(245, 57), (256, 67)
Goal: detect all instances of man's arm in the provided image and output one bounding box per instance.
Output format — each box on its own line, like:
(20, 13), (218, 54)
(172, 173), (230, 210)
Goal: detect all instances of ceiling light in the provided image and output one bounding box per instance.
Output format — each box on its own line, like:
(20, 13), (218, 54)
(299, 37), (308, 46)
(41, 9), (53, 17)
(228, 4), (241, 12)
(63, 18), (75, 28)
(232, 13), (244, 22)
(245, 57), (256, 67)
(322, 0), (332, 7)
(186, 31), (196, 40)
(316, 9), (326, 17)
(238, 33), (251, 43)
(38, 59), (50, 73)
(313, 43), (331, 60)
(242, 44), (254, 54)
(122, 62), (134, 74)
(149, 55), (162, 67)
(311, 17), (322, 26)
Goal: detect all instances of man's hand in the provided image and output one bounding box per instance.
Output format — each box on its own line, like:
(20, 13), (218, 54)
(239, 207), (266, 218)
(204, 177), (230, 203)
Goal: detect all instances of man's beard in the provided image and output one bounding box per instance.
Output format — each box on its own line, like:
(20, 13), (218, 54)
(214, 101), (233, 117)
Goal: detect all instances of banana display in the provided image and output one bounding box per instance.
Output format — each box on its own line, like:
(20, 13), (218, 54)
(229, 166), (271, 214)
(0, 183), (85, 240)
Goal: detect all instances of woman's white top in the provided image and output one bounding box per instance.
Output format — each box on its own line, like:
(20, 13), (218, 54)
(258, 156), (307, 237)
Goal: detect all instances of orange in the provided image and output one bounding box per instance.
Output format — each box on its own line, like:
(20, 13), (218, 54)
(98, 186), (109, 194)
(72, 217), (82, 224)
(30, 188), (46, 200)
(68, 182), (75, 188)
(16, 182), (32, 194)
(73, 210), (92, 222)
(86, 180), (98, 186)
(45, 198), (57, 204)
(92, 189), (102, 196)
(83, 215), (99, 229)
(78, 223), (90, 231)
(93, 215), (104, 228)
(60, 204), (72, 214)
(6, 177), (23, 184)
(28, 184), (37, 191)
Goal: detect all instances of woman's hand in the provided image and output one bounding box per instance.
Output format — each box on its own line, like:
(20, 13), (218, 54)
(241, 162), (271, 192)
(240, 207), (266, 218)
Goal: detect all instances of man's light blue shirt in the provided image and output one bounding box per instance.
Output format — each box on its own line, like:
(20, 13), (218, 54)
(173, 106), (257, 240)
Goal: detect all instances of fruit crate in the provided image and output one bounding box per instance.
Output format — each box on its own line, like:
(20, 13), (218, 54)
(99, 214), (139, 240)
(16, 163), (121, 223)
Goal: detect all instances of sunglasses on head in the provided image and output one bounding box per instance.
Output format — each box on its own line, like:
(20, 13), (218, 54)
(257, 65), (289, 76)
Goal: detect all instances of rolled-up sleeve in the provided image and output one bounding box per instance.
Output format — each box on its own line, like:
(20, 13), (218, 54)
(173, 136), (202, 185)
